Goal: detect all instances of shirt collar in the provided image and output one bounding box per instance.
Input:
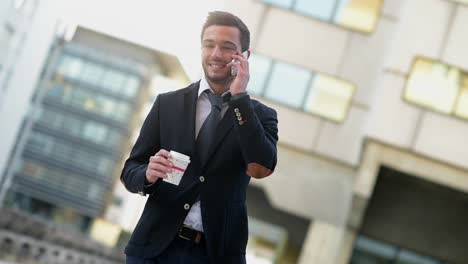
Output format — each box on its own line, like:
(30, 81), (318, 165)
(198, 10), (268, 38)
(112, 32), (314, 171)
(199, 76), (231, 99)
(198, 76), (213, 97)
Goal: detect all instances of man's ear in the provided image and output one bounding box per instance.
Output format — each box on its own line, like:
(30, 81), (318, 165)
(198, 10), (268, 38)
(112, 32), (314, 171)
(243, 49), (251, 60)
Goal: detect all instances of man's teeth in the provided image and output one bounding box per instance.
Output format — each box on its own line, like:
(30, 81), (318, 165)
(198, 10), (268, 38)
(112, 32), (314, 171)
(210, 64), (225, 68)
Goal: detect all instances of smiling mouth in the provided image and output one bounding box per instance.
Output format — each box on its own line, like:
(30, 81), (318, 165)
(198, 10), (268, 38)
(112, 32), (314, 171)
(208, 62), (228, 69)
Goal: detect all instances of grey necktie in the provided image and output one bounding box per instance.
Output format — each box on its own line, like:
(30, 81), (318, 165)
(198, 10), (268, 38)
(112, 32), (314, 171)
(196, 91), (223, 166)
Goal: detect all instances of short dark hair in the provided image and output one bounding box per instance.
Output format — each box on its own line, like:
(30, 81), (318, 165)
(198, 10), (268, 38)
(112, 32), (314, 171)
(201, 11), (250, 52)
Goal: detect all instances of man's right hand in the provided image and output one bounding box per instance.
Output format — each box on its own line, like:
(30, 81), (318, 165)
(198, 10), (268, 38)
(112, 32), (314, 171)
(146, 149), (173, 184)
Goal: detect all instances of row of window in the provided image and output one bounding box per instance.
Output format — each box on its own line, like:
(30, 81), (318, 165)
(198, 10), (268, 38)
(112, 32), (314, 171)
(17, 159), (106, 202)
(64, 43), (152, 77)
(405, 57), (468, 120)
(26, 131), (116, 177)
(34, 106), (125, 148)
(261, 0), (383, 33)
(45, 83), (132, 123)
(249, 54), (468, 123)
(249, 53), (355, 122)
(56, 54), (142, 99)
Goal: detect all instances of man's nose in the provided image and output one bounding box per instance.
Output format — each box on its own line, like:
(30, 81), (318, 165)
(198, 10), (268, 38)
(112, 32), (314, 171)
(210, 46), (223, 58)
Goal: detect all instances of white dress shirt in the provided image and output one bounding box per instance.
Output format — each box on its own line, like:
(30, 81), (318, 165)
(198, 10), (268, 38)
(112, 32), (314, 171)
(183, 77), (228, 232)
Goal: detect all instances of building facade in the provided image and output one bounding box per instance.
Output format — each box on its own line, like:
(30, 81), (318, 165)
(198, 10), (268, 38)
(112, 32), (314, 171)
(222, 0), (468, 263)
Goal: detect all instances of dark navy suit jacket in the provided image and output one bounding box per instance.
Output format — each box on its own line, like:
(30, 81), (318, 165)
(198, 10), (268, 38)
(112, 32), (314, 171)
(120, 81), (278, 263)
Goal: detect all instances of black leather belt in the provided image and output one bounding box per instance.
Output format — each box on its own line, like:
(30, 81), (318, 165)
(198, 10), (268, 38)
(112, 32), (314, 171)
(178, 225), (204, 244)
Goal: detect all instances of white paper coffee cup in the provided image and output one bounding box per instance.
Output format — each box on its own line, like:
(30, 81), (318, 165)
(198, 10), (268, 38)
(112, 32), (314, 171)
(163, 151), (190, 186)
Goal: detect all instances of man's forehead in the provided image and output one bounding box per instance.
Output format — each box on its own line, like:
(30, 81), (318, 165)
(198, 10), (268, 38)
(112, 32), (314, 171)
(203, 25), (240, 38)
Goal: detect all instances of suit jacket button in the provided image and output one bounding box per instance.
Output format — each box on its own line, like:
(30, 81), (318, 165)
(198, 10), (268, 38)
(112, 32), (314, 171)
(199, 176), (205, 182)
(234, 108), (240, 113)
(184, 204), (190, 210)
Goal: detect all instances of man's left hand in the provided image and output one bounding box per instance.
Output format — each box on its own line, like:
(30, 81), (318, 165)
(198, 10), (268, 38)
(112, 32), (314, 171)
(227, 52), (250, 95)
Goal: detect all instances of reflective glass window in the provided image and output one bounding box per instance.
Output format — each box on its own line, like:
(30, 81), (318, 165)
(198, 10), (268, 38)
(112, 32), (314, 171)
(122, 75), (141, 98)
(57, 55), (83, 79)
(454, 75), (468, 119)
(250, 54), (355, 122)
(261, 0), (382, 33)
(80, 61), (104, 86)
(334, 0), (382, 32)
(405, 57), (468, 121)
(265, 62), (311, 108)
(294, 0), (335, 20)
(304, 74), (355, 122)
(83, 122), (108, 143)
(262, 0), (294, 9)
(248, 54), (272, 96)
(101, 68), (127, 93)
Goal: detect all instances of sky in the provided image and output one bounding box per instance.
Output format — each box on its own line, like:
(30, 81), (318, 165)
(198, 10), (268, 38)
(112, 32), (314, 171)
(51, 0), (227, 80)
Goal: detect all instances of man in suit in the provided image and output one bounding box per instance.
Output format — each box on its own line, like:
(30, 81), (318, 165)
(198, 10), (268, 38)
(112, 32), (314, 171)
(121, 11), (278, 264)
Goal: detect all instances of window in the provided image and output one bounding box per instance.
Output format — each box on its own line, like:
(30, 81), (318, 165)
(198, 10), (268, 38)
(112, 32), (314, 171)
(44, 83), (132, 122)
(295, 0), (335, 20)
(451, 0), (468, 4)
(265, 62), (311, 108)
(304, 74), (355, 122)
(56, 54), (142, 99)
(20, 161), (44, 179)
(61, 115), (82, 137)
(83, 122), (108, 143)
(249, 54), (355, 122)
(57, 55), (83, 79)
(261, 0), (383, 33)
(17, 159), (105, 203)
(36, 107), (123, 147)
(350, 236), (448, 264)
(263, 0), (293, 9)
(27, 133), (53, 154)
(122, 75), (141, 98)
(248, 54), (273, 96)
(100, 68), (127, 93)
(454, 76), (468, 119)
(80, 61), (104, 86)
(405, 57), (468, 121)
(46, 84), (63, 98)
(25, 132), (117, 177)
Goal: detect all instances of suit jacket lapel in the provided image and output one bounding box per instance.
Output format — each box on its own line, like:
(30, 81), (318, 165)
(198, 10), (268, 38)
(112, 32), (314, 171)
(183, 82), (200, 161)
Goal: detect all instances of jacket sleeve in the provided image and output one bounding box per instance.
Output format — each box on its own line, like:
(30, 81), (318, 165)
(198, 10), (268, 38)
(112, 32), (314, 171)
(120, 95), (162, 195)
(228, 94), (278, 178)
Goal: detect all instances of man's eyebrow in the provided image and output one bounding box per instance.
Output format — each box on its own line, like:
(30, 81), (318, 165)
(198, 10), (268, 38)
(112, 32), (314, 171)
(202, 39), (238, 49)
(222, 41), (238, 48)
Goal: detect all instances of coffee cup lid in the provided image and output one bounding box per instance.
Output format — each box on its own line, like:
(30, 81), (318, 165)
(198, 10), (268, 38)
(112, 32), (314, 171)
(170, 151), (190, 162)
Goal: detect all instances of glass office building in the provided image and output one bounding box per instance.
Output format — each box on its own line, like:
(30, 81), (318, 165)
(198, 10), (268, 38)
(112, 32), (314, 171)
(3, 26), (187, 231)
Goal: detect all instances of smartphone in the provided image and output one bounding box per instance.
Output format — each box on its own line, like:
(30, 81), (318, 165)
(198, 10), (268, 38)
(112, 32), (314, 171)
(231, 51), (249, 76)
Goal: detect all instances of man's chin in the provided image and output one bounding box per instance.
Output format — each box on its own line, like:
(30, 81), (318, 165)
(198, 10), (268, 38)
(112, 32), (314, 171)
(206, 74), (230, 84)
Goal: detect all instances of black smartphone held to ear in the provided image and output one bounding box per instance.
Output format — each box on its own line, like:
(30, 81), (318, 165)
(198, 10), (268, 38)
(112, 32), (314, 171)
(231, 51), (249, 76)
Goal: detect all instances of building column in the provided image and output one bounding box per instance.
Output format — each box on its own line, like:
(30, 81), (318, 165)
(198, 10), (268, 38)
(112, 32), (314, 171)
(298, 221), (356, 264)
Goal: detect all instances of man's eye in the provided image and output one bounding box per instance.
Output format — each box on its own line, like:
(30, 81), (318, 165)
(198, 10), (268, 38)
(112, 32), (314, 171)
(203, 44), (214, 48)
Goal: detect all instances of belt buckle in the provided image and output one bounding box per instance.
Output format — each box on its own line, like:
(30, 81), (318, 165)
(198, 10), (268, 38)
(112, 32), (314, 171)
(178, 225), (192, 241)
